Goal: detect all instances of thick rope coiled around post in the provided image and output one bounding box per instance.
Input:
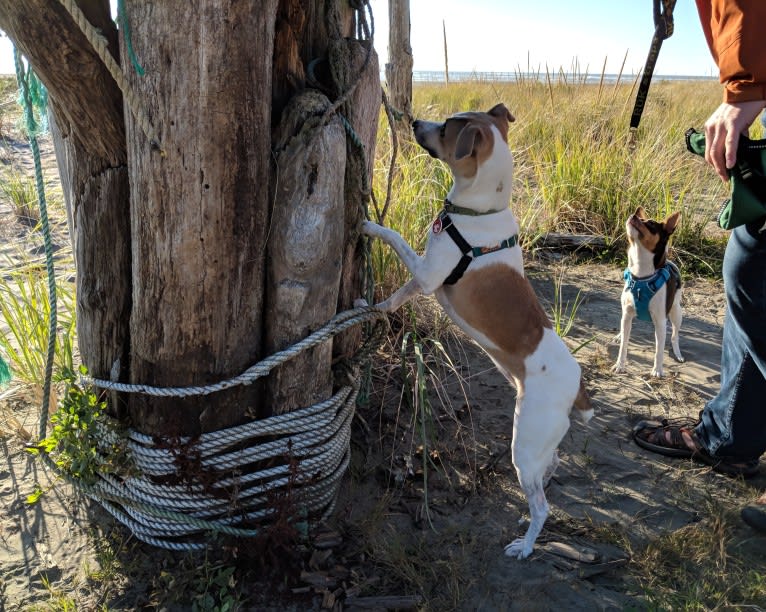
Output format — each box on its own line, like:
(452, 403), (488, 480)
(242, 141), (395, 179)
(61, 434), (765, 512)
(43, 308), (387, 551)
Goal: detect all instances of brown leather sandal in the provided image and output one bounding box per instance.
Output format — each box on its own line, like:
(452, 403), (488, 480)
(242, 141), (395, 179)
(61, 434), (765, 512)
(633, 418), (760, 478)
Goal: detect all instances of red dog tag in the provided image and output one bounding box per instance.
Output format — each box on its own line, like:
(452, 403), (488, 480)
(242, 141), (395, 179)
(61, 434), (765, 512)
(432, 217), (443, 234)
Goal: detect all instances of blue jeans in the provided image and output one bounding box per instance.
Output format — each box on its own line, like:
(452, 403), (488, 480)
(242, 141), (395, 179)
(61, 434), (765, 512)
(695, 220), (766, 461)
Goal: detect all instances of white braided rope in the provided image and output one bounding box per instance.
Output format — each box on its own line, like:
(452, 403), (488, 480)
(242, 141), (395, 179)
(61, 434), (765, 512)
(62, 308), (386, 551)
(57, 0), (162, 151)
(84, 307), (380, 396)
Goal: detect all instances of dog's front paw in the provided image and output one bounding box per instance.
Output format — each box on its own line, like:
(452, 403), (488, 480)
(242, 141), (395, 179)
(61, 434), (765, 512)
(353, 298), (369, 308)
(650, 367), (664, 378)
(612, 362), (627, 374)
(504, 538), (533, 560)
(360, 220), (384, 237)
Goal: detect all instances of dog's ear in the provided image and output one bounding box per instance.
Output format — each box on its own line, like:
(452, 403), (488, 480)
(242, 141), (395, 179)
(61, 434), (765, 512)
(455, 123), (491, 160)
(488, 103), (515, 123)
(633, 206), (646, 219)
(664, 211), (681, 234)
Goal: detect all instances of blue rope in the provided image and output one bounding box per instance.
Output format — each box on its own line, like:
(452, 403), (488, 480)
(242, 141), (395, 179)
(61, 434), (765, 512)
(14, 50), (57, 440)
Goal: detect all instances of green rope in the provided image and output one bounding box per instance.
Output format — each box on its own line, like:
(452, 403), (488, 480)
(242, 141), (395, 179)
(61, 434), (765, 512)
(0, 354), (11, 387)
(117, 0), (145, 76)
(14, 49), (57, 440)
(15, 69), (48, 136)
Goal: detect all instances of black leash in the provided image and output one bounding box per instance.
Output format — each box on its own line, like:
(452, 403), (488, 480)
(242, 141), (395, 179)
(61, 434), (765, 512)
(630, 0), (676, 137)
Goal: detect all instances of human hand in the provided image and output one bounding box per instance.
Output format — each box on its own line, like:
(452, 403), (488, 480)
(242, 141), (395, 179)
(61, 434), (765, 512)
(703, 101), (766, 181)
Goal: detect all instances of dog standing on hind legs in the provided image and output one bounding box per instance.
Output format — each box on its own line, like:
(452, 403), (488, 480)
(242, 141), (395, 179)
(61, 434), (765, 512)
(360, 103), (593, 559)
(613, 206), (684, 377)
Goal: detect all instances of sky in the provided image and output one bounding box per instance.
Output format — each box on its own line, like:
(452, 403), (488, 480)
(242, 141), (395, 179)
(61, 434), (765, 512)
(1, 1), (719, 79)
(368, 0), (719, 78)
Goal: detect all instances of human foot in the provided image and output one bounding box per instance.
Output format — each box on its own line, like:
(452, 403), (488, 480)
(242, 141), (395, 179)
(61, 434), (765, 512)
(633, 418), (760, 478)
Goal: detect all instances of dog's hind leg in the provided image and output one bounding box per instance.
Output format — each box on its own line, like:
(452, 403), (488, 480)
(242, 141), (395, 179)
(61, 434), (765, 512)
(504, 476), (549, 560)
(669, 297), (684, 363)
(505, 390), (569, 559)
(542, 449), (560, 488)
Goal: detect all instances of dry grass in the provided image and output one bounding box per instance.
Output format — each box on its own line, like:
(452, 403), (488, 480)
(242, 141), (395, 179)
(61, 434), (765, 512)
(2, 69), (765, 610)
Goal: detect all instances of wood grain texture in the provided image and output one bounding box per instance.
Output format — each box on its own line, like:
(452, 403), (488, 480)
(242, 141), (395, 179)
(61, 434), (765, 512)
(0, 1), (132, 393)
(265, 91), (346, 414)
(125, 0), (279, 435)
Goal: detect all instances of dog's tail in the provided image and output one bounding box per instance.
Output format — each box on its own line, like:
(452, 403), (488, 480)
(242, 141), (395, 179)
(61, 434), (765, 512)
(573, 379), (593, 423)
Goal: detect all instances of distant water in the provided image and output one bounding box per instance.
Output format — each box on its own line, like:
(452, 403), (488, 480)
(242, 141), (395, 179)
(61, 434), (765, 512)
(408, 70), (717, 84)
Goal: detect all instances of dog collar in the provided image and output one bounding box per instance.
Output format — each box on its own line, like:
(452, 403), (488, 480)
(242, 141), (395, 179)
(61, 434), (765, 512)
(443, 199), (506, 217)
(436, 211), (518, 285)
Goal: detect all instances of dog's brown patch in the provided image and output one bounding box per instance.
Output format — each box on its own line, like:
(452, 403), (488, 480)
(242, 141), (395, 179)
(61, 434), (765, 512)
(665, 269), (681, 315)
(486, 103), (515, 141)
(573, 379), (592, 413)
(440, 117), (494, 179)
(628, 207), (681, 270)
(443, 263), (551, 381)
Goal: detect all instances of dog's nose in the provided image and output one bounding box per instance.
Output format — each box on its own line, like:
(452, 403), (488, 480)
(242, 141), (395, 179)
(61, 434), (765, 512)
(412, 120), (420, 130)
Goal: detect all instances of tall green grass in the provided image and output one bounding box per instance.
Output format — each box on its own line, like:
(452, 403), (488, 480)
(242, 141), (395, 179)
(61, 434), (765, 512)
(0, 260), (76, 386)
(371, 78), (732, 287)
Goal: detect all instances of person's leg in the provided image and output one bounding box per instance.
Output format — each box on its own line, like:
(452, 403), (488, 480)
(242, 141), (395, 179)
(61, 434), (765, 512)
(633, 221), (766, 476)
(695, 221), (766, 461)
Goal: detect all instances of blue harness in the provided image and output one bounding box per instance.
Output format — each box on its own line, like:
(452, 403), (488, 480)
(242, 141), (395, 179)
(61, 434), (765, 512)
(623, 262), (679, 322)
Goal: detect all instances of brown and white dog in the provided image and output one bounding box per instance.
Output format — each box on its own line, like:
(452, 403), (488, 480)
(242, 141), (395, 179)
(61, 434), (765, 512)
(613, 207), (684, 377)
(360, 104), (592, 559)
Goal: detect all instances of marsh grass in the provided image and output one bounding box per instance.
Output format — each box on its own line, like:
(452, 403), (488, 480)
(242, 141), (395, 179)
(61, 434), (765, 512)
(625, 500), (766, 609)
(0, 259), (76, 386)
(0, 169), (39, 223)
(371, 78), (731, 287)
(361, 75), (766, 610)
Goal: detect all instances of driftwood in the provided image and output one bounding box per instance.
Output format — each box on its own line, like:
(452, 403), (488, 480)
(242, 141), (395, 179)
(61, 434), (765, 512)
(265, 91), (346, 415)
(0, 1), (132, 400)
(333, 39), (381, 364)
(385, 0), (413, 124)
(125, 0), (278, 435)
(537, 232), (608, 251)
(1, 2), (377, 442)
(344, 595), (423, 610)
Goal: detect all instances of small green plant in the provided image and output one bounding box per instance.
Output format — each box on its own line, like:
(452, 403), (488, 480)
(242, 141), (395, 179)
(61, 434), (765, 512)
(0, 169), (39, 223)
(397, 309), (468, 531)
(38, 574), (79, 612)
(550, 269), (595, 355)
(400, 328), (436, 530)
(551, 270), (584, 339)
(151, 557), (242, 611)
(27, 365), (135, 489)
(191, 564), (239, 612)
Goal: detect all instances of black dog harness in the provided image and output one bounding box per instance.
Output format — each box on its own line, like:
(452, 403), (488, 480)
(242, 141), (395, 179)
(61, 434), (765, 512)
(434, 206), (518, 285)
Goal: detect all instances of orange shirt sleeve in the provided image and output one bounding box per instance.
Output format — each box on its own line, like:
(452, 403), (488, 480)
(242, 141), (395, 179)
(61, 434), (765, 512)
(696, 0), (766, 103)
